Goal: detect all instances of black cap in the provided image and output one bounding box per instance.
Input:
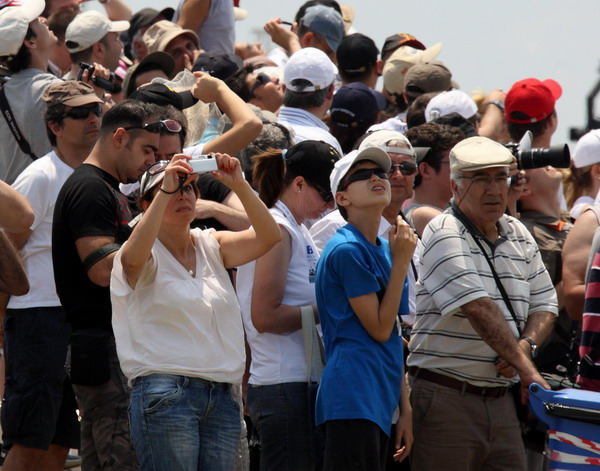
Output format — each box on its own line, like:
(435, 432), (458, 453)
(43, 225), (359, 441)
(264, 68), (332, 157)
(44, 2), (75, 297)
(128, 83), (197, 111)
(128, 7), (175, 42)
(336, 33), (378, 77)
(381, 33), (425, 62)
(192, 52), (243, 81)
(122, 52), (175, 98)
(284, 140), (340, 193)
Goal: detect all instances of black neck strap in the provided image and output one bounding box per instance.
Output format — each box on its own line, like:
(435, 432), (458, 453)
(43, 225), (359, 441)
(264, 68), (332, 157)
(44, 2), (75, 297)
(450, 203), (523, 336)
(0, 84), (38, 161)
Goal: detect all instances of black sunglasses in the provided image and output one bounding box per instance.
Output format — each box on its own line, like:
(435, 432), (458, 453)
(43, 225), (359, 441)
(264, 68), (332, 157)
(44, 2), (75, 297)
(250, 72), (271, 95)
(388, 161), (418, 176)
(341, 168), (388, 190)
(64, 104), (102, 120)
(308, 181), (333, 202)
(124, 119), (182, 134)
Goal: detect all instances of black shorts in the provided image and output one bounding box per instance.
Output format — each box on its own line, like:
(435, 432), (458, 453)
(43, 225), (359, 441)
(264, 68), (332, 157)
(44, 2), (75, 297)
(1, 307), (80, 450)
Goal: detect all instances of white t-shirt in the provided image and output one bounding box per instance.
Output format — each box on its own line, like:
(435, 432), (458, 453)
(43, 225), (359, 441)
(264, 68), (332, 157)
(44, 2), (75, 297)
(8, 151), (73, 309)
(570, 195), (595, 219)
(309, 209), (418, 324)
(236, 201), (319, 385)
(111, 228), (245, 384)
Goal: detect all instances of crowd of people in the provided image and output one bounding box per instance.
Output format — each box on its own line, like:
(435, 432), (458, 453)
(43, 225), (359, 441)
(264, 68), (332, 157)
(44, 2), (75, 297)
(0, 0), (598, 470)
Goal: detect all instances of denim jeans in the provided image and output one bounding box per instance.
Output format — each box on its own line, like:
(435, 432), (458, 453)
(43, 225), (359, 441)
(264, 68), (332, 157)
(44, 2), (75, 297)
(247, 382), (313, 471)
(129, 374), (241, 471)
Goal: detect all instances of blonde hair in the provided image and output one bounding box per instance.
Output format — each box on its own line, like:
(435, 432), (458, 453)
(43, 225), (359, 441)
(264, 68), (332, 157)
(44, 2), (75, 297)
(563, 163), (594, 209)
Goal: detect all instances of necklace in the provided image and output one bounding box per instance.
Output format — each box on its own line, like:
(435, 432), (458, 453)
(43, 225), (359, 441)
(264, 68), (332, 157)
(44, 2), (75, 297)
(187, 234), (196, 277)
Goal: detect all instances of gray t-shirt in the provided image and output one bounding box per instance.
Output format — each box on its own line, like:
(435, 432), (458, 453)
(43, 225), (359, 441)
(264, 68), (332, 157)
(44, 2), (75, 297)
(0, 68), (60, 184)
(173, 0), (235, 55)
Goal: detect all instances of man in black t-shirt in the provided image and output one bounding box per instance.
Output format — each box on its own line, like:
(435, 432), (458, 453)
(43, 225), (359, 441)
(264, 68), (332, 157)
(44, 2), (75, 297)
(52, 100), (161, 470)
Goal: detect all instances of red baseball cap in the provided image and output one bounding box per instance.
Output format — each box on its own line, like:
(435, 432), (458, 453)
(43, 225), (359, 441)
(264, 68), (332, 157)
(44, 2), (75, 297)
(505, 78), (562, 124)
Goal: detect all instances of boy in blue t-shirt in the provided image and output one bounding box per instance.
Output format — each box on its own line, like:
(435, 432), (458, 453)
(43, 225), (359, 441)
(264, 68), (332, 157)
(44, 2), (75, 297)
(315, 147), (417, 470)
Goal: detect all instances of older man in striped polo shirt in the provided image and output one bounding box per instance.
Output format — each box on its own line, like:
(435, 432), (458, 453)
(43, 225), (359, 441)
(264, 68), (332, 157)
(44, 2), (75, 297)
(407, 136), (557, 471)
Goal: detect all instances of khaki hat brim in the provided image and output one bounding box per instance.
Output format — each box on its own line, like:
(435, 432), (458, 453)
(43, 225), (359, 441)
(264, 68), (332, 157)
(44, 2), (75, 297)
(62, 94), (104, 107)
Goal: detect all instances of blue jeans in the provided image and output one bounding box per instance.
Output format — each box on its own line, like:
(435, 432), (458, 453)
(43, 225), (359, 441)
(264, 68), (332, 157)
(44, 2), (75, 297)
(247, 382), (313, 471)
(129, 374), (241, 471)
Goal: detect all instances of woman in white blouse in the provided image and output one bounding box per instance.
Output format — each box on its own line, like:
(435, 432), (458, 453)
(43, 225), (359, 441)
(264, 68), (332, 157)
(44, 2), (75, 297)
(110, 153), (280, 471)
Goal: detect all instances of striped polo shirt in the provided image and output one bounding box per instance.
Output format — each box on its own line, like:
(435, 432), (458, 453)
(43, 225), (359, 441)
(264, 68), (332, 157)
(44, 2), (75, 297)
(578, 249), (600, 391)
(407, 206), (558, 387)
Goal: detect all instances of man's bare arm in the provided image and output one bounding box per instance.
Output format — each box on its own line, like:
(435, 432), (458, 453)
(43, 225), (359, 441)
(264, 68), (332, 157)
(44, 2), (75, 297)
(462, 297), (550, 401)
(176, 0), (211, 33)
(75, 235), (117, 288)
(0, 232), (28, 296)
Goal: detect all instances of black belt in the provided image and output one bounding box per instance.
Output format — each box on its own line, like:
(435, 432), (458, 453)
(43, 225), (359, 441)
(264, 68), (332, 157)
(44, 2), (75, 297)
(408, 366), (511, 398)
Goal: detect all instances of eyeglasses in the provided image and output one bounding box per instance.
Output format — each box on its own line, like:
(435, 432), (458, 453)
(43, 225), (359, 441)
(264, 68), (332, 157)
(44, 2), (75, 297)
(308, 181), (333, 202)
(64, 104), (102, 120)
(250, 72), (271, 96)
(124, 119), (182, 134)
(341, 168), (388, 190)
(388, 161), (418, 176)
(458, 174), (510, 187)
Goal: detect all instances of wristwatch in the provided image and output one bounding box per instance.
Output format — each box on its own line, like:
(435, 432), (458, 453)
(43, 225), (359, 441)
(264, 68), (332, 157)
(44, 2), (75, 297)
(483, 100), (505, 112)
(520, 336), (538, 358)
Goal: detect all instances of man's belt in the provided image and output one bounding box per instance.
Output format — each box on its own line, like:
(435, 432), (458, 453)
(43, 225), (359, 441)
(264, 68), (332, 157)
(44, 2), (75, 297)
(408, 366), (511, 398)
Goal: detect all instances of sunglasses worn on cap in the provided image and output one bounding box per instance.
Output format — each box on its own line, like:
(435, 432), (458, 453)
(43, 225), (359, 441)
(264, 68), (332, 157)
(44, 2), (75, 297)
(124, 119), (182, 134)
(64, 104), (102, 120)
(250, 72), (271, 96)
(341, 168), (388, 190)
(141, 160), (192, 196)
(388, 162), (418, 176)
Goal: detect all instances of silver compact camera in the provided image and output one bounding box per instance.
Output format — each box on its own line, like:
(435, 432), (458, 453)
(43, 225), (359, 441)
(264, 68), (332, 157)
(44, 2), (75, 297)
(189, 155), (218, 174)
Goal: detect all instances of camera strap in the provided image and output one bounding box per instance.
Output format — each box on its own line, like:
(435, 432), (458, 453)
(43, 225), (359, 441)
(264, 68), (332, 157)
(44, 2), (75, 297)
(0, 84), (38, 161)
(450, 204), (523, 336)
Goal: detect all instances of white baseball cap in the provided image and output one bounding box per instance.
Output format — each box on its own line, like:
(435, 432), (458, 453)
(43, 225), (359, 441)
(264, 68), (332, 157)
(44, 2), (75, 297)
(283, 47), (338, 92)
(425, 90), (478, 122)
(330, 147), (391, 196)
(573, 129), (600, 168)
(66, 11), (129, 53)
(0, 0), (45, 56)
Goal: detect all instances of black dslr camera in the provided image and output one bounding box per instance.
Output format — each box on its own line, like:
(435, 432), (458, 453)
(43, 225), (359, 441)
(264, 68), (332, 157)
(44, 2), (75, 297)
(77, 62), (117, 93)
(505, 131), (570, 170)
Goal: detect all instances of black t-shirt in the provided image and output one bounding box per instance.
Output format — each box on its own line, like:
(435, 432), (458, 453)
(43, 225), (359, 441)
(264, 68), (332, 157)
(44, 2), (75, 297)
(52, 164), (132, 332)
(191, 173), (232, 231)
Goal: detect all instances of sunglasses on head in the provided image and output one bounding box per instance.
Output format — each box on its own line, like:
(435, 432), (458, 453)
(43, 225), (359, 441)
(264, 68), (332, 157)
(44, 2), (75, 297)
(341, 168), (388, 190)
(64, 104), (102, 120)
(388, 161), (418, 176)
(124, 119), (182, 134)
(250, 72), (271, 95)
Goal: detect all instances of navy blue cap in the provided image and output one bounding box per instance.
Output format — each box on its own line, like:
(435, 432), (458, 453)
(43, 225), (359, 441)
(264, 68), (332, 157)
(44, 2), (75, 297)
(330, 82), (380, 128)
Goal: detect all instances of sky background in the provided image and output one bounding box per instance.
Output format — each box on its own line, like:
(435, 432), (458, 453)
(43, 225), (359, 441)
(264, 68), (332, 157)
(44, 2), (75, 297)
(88, 0), (600, 145)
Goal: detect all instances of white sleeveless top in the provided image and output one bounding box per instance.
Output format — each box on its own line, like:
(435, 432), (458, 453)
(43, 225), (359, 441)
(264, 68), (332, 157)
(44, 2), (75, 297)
(236, 201), (319, 385)
(111, 228), (244, 384)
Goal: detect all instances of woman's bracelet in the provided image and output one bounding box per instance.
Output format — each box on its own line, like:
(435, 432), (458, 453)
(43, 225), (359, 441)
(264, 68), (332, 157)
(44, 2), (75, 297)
(159, 186), (180, 195)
